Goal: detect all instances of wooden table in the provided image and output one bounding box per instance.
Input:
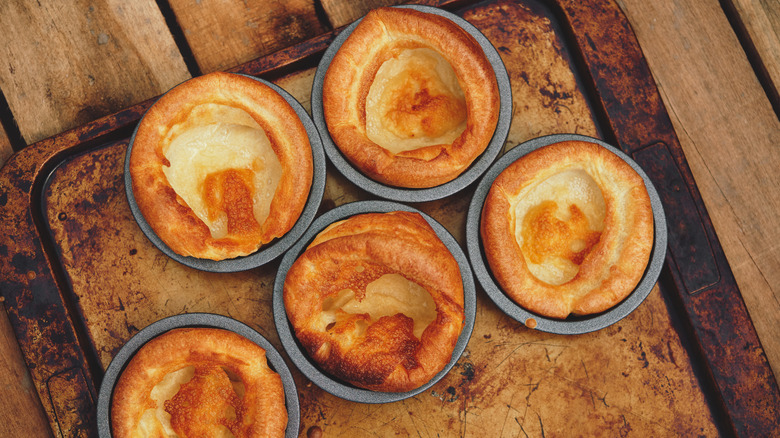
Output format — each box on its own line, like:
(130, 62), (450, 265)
(0, 0), (777, 436)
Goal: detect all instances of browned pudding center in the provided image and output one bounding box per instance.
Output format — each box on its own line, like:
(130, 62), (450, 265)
(319, 272), (437, 339)
(202, 168), (261, 235)
(513, 169), (606, 285)
(522, 201), (602, 266)
(161, 103), (283, 239)
(141, 364), (245, 437)
(366, 48), (467, 154)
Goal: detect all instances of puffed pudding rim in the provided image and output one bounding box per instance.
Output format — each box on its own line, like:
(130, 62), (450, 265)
(311, 4), (512, 203)
(272, 200), (476, 403)
(466, 134), (667, 335)
(283, 211), (463, 393)
(96, 312), (300, 438)
(124, 74), (326, 273)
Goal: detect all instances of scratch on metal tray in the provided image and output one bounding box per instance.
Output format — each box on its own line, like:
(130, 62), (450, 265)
(460, 404), (484, 437)
(500, 392), (524, 438)
(517, 417), (530, 438)
(538, 412), (546, 438)
(401, 398), (431, 438)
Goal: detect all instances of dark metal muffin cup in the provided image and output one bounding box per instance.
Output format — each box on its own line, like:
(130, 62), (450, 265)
(310, 5), (512, 203)
(124, 74), (326, 273)
(96, 313), (300, 437)
(273, 200), (476, 403)
(466, 134), (668, 334)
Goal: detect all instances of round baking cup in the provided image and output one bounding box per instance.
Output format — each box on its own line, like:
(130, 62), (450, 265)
(124, 74), (326, 273)
(96, 313), (300, 438)
(273, 200), (477, 403)
(310, 5), (512, 203)
(466, 134), (668, 334)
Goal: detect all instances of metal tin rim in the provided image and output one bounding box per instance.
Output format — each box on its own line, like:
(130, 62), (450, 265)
(465, 134), (668, 334)
(96, 312), (301, 437)
(124, 74), (326, 273)
(310, 4), (512, 203)
(272, 200), (477, 403)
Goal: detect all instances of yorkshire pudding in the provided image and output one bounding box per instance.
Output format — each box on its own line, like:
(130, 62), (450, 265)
(480, 140), (654, 319)
(322, 7), (500, 188)
(283, 211), (464, 392)
(110, 327), (287, 437)
(129, 72), (313, 260)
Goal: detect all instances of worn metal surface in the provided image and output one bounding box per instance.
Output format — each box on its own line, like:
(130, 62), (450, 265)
(0, 99), (151, 436)
(0, 0), (777, 436)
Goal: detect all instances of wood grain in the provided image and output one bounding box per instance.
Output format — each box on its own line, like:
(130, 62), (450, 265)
(168, 0), (328, 74)
(0, 1), (190, 145)
(616, 0), (780, 380)
(726, 0), (780, 107)
(320, 0), (409, 27)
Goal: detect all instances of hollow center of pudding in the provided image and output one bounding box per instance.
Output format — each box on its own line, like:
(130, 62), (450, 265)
(162, 103), (282, 239)
(139, 364), (245, 437)
(322, 273), (437, 339)
(514, 169), (605, 285)
(366, 48), (467, 154)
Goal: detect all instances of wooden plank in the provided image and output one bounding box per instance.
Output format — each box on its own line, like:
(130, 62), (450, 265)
(320, 0), (410, 28)
(726, 0), (780, 108)
(168, 0), (329, 74)
(616, 0), (780, 382)
(0, 305), (52, 438)
(0, 1), (190, 145)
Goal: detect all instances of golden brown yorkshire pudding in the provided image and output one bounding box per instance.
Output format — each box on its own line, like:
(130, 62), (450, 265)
(480, 141), (654, 319)
(129, 72), (313, 260)
(110, 328), (287, 438)
(322, 7), (500, 188)
(283, 211), (464, 392)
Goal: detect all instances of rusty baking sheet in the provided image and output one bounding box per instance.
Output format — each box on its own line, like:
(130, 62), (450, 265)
(1, 0), (778, 437)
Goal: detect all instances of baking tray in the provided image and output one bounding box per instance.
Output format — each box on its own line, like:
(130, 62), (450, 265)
(1, 0), (778, 436)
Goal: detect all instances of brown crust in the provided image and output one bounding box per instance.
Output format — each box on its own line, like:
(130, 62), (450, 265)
(110, 327), (287, 437)
(129, 72), (313, 260)
(480, 141), (654, 319)
(322, 7), (500, 188)
(283, 211), (464, 392)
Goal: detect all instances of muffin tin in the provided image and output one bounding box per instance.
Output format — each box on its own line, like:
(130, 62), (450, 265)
(272, 200), (477, 403)
(466, 134), (668, 334)
(96, 313), (300, 438)
(310, 4), (512, 203)
(124, 74), (326, 273)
